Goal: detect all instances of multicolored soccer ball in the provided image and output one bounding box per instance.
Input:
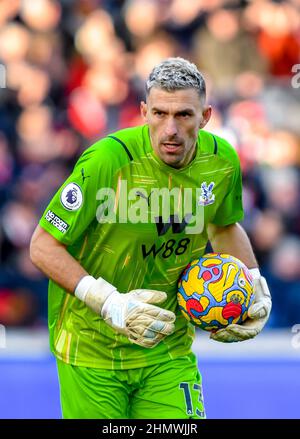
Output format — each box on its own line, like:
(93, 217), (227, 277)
(178, 253), (255, 331)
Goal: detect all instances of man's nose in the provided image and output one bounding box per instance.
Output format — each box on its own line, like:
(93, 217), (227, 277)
(164, 117), (178, 137)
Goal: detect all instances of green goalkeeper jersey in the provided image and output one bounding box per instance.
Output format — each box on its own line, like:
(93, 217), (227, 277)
(39, 125), (244, 369)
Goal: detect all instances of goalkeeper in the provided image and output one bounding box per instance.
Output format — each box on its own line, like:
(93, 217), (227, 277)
(30, 57), (271, 419)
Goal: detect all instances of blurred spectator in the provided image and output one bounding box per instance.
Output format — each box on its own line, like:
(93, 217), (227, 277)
(75, 9), (119, 63)
(192, 6), (268, 98)
(0, 287), (38, 326)
(124, 0), (160, 39)
(249, 209), (285, 267)
(0, 133), (13, 189)
(68, 86), (108, 139)
(245, 0), (300, 77)
(0, 0), (299, 328)
(0, 22), (30, 63)
(0, 0), (20, 27)
(265, 236), (300, 327)
(261, 167), (300, 234)
(20, 0), (61, 32)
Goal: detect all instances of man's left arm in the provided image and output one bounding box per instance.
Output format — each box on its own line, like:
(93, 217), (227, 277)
(207, 222), (272, 343)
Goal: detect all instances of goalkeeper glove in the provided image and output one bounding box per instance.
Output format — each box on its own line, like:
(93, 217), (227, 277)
(210, 268), (272, 343)
(75, 276), (176, 348)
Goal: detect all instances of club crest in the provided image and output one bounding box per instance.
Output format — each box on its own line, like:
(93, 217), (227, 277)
(198, 181), (215, 206)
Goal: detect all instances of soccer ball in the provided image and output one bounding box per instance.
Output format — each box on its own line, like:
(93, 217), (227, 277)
(177, 253), (255, 331)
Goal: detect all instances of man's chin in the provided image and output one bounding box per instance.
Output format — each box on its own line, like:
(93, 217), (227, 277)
(161, 153), (183, 168)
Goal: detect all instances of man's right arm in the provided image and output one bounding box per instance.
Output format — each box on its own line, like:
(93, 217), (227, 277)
(30, 225), (175, 348)
(30, 225), (88, 294)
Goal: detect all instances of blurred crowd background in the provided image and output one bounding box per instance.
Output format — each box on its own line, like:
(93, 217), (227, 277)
(0, 0), (299, 329)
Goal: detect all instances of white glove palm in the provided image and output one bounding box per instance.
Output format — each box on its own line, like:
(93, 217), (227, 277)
(75, 276), (176, 348)
(210, 276), (272, 343)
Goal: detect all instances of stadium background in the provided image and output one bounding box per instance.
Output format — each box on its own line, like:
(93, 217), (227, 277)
(0, 0), (299, 418)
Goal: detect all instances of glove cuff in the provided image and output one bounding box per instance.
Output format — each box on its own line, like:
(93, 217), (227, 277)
(249, 267), (261, 280)
(74, 275), (96, 302)
(75, 275), (117, 314)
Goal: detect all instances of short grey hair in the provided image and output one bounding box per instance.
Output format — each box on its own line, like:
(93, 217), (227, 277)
(146, 57), (206, 102)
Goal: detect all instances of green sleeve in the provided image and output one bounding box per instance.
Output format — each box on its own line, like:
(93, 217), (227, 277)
(39, 141), (115, 245)
(212, 149), (244, 227)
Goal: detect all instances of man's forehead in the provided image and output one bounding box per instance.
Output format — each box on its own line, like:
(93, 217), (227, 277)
(147, 87), (201, 109)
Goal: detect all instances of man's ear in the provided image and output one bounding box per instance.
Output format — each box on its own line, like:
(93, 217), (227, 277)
(140, 101), (148, 121)
(199, 106), (212, 129)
